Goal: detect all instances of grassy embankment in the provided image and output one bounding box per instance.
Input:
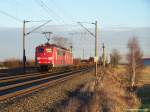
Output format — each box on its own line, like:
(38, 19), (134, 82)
(54, 66), (141, 112)
(114, 65), (150, 110)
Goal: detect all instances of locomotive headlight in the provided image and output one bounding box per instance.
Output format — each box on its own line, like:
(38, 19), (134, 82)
(48, 57), (52, 60)
(37, 57), (41, 60)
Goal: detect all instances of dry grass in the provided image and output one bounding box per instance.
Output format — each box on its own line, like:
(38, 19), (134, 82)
(3, 59), (35, 68)
(142, 66), (150, 75)
(55, 68), (141, 112)
(3, 58), (22, 68)
(111, 65), (150, 86)
(113, 65), (126, 74)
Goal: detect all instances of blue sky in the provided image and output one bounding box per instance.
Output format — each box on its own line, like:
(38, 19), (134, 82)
(0, 0), (150, 27)
(0, 0), (150, 60)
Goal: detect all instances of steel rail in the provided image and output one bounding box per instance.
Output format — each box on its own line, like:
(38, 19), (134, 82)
(0, 72), (42, 81)
(0, 67), (92, 101)
(0, 69), (83, 91)
(0, 66), (84, 81)
(0, 69), (72, 83)
(0, 67), (37, 77)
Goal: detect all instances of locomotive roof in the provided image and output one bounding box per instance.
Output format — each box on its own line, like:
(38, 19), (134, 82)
(37, 43), (70, 51)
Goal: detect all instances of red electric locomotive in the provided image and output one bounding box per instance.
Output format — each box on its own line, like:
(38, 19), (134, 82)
(35, 43), (73, 71)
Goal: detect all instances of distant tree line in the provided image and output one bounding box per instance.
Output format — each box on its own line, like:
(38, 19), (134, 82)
(2, 59), (35, 68)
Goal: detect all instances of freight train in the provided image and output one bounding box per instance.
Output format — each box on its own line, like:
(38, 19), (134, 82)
(35, 43), (73, 71)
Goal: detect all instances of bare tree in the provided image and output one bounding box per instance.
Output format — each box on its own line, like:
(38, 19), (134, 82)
(110, 49), (122, 67)
(126, 37), (143, 87)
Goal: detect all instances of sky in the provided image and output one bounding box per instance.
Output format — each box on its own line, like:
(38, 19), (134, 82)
(0, 0), (150, 27)
(0, 0), (150, 61)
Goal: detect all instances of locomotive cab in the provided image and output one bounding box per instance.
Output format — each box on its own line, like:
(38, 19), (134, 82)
(35, 45), (54, 70)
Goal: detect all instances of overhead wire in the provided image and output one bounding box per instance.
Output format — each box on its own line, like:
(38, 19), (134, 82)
(39, 0), (73, 31)
(26, 20), (52, 35)
(48, 0), (77, 31)
(34, 0), (86, 42)
(0, 9), (21, 22)
(34, 0), (72, 32)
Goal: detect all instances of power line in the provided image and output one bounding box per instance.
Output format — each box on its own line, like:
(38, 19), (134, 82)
(78, 22), (95, 37)
(49, 0), (76, 31)
(26, 20), (52, 35)
(34, 0), (63, 27)
(34, 0), (74, 32)
(35, 0), (61, 22)
(0, 10), (21, 22)
(39, 0), (71, 29)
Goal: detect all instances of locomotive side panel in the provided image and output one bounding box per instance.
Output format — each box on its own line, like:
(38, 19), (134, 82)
(54, 48), (66, 67)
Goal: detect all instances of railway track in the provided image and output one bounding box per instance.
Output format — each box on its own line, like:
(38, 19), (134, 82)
(0, 66), (37, 78)
(0, 66), (93, 101)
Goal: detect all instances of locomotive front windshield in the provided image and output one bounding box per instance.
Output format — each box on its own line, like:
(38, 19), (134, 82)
(46, 48), (52, 53)
(38, 47), (44, 53)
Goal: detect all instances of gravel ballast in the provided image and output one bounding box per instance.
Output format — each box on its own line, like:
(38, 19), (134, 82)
(0, 70), (95, 112)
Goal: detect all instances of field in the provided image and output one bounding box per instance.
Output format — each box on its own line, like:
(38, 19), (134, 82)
(141, 66), (150, 82)
(113, 65), (150, 110)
